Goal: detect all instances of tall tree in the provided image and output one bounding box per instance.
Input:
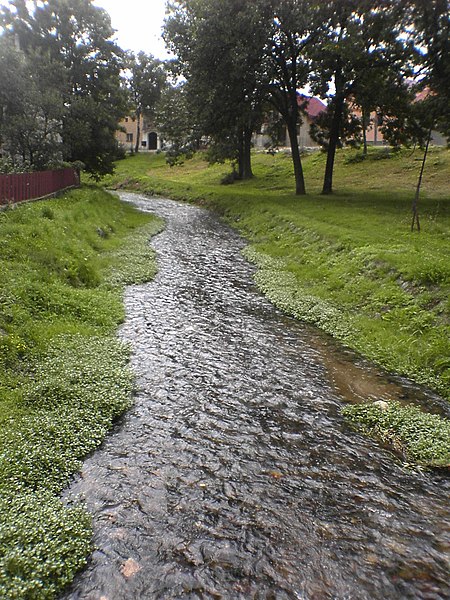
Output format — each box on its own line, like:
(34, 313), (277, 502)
(165, 0), (268, 179)
(0, 36), (64, 170)
(126, 52), (166, 153)
(0, 0), (127, 178)
(261, 0), (321, 195)
(308, 0), (412, 194)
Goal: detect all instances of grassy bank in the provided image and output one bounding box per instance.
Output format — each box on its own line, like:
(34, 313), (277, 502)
(104, 148), (450, 466)
(0, 188), (163, 598)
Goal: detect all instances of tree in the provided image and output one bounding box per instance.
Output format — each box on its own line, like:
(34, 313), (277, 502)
(260, 0), (323, 195)
(0, 0), (127, 178)
(165, 0), (268, 179)
(405, 0), (450, 139)
(352, 61), (413, 156)
(126, 52), (166, 154)
(308, 0), (413, 194)
(155, 83), (202, 164)
(0, 36), (64, 170)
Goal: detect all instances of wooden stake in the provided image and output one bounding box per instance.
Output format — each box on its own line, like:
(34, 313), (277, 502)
(411, 126), (433, 233)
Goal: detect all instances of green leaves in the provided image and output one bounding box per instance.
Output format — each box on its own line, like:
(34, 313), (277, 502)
(343, 401), (450, 467)
(0, 491), (91, 600)
(0, 0), (127, 178)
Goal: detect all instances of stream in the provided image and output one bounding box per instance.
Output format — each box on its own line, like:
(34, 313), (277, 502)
(62, 192), (450, 600)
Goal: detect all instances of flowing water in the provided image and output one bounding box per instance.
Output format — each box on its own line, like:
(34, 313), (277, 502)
(62, 193), (450, 600)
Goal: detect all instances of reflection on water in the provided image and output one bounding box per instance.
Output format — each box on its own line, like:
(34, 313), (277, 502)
(308, 327), (450, 417)
(61, 194), (450, 600)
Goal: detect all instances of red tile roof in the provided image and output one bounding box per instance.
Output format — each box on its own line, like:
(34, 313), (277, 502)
(297, 94), (327, 118)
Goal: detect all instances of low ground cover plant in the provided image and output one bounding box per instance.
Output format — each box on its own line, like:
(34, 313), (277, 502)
(343, 401), (450, 468)
(0, 188), (162, 598)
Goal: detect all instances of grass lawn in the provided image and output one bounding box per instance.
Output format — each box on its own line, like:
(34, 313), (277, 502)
(104, 147), (450, 467)
(0, 187), (163, 598)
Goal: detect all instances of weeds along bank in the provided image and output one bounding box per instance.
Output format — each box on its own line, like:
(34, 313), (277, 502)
(104, 149), (450, 466)
(0, 188), (163, 598)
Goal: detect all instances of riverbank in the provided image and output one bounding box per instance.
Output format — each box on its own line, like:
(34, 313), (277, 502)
(0, 187), (163, 598)
(103, 148), (450, 466)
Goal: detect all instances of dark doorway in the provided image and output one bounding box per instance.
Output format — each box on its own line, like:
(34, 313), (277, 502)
(148, 132), (158, 150)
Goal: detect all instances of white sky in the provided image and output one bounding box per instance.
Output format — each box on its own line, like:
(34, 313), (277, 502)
(93, 0), (171, 59)
(0, 0), (171, 58)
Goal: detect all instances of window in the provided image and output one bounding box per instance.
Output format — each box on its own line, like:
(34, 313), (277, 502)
(141, 141), (147, 147)
(126, 133), (133, 142)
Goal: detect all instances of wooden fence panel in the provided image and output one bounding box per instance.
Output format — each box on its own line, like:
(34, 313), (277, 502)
(0, 168), (79, 206)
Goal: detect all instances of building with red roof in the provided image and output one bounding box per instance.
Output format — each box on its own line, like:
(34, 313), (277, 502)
(254, 94), (327, 150)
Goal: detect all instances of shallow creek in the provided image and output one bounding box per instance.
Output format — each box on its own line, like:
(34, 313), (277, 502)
(62, 193), (449, 600)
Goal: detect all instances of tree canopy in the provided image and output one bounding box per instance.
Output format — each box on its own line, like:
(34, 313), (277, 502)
(0, 0), (127, 178)
(165, 0), (269, 179)
(164, 0), (449, 195)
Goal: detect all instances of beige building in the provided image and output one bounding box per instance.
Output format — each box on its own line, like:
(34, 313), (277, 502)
(352, 89), (447, 147)
(116, 115), (161, 152)
(254, 95), (327, 150)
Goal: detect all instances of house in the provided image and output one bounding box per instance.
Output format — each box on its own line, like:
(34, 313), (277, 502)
(350, 106), (386, 146)
(351, 89), (447, 147)
(116, 115), (162, 152)
(254, 94), (327, 150)
(297, 95), (327, 147)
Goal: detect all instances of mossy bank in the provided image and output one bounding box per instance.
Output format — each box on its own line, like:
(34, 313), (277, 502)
(0, 187), (163, 598)
(104, 148), (450, 467)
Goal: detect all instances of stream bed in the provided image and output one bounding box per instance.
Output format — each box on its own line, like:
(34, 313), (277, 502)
(62, 193), (449, 600)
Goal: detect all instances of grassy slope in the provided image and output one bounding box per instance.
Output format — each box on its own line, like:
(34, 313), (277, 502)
(0, 187), (163, 599)
(104, 148), (450, 466)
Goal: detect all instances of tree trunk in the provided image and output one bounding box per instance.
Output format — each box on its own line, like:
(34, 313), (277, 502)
(286, 119), (306, 195)
(134, 107), (141, 154)
(322, 93), (345, 195)
(242, 126), (253, 179)
(237, 126), (254, 180)
(362, 107), (368, 156)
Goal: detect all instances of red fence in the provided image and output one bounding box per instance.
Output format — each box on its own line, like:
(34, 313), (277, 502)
(0, 168), (80, 206)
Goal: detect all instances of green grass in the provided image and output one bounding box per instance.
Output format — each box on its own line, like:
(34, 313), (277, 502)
(104, 147), (450, 465)
(0, 187), (163, 598)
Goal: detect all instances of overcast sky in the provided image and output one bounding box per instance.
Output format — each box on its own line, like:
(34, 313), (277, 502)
(93, 0), (171, 59)
(0, 0), (171, 58)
